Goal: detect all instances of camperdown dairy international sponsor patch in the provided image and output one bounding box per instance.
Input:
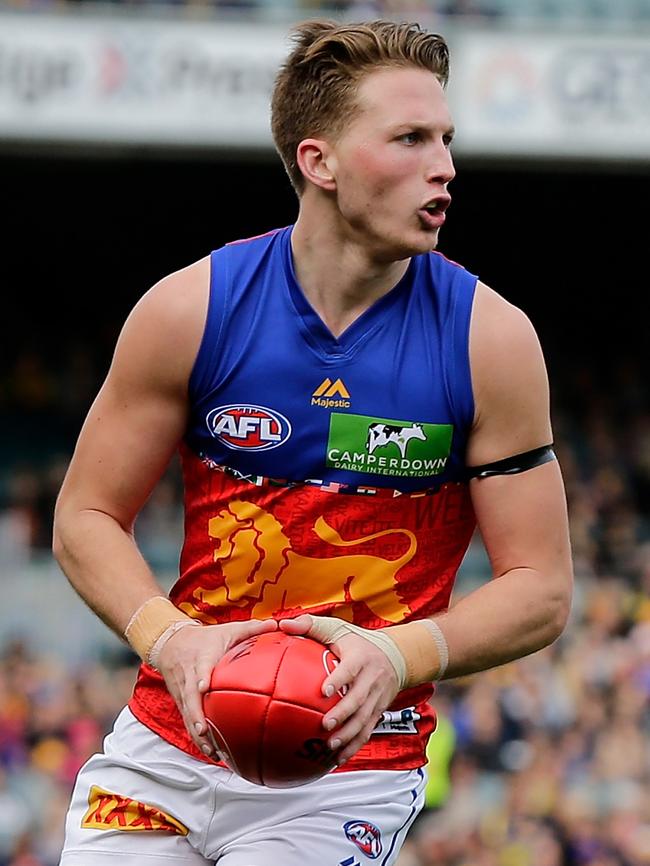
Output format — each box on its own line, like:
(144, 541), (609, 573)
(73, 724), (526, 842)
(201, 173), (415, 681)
(326, 413), (452, 478)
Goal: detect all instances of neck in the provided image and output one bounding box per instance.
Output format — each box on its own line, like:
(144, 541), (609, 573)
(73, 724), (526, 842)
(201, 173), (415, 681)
(290, 207), (410, 339)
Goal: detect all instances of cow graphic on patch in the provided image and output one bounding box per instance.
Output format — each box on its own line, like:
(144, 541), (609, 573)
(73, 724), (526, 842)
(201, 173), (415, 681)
(327, 413), (453, 478)
(366, 422), (426, 459)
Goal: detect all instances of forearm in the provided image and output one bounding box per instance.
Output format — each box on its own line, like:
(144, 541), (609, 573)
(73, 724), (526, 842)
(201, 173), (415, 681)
(296, 564), (570, 694)
(53, 506), (167, 640)
(433, 565), (571, 679)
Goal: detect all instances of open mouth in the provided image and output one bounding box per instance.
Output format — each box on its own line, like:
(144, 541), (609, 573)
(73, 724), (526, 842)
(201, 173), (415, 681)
(422, 195), (450, 215)
(418, 195), (451, 228)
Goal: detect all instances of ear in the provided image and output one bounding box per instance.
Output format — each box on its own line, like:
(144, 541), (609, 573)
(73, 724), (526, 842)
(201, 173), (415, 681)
(296, 139), (337, 192)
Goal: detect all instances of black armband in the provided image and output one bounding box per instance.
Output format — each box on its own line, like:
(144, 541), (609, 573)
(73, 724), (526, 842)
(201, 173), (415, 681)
(467, 444), (556, 479)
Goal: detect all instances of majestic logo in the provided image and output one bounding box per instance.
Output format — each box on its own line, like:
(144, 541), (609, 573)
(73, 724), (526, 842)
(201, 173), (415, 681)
(178, 499), (414, 622)
(344, 820), (383, 859)
(312, 378), (351, 409)
(206, 405), (291, 451)
(81, 786), (188, 835)
(327, 413), (453, 478)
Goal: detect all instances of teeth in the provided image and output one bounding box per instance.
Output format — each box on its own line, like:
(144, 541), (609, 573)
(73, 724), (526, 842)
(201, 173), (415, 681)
(425, 202), (438, 212)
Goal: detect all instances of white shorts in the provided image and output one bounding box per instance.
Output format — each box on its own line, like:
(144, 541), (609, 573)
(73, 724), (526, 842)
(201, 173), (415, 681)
(60, 707), (426, 866)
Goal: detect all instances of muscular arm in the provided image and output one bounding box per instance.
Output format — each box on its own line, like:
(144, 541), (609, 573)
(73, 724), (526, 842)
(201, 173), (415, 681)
(437, 462), (571, 676)
(53, 256), (275, 757)
(434, 281), (573, 677)
(53, 258), (210, 636)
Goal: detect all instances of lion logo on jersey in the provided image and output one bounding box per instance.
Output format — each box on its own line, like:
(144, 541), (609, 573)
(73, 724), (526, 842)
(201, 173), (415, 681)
(179, 500), (415, 622)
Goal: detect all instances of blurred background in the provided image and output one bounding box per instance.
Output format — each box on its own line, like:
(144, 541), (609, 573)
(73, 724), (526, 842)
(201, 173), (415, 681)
(1, 2), (649, 864)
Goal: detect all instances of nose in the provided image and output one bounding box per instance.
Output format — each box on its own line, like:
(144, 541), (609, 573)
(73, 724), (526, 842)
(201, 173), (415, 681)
(426, 141), (455, 186)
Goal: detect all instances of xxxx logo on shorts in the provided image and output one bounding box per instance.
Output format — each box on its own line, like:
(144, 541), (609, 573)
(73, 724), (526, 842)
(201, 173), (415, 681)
(81, 785), (188, 834)
(327, 413), (452, 478)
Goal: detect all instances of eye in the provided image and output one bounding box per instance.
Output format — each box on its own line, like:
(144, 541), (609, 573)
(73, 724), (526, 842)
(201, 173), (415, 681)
(399, 131), (421, 145)
(442, 133), (454, 148)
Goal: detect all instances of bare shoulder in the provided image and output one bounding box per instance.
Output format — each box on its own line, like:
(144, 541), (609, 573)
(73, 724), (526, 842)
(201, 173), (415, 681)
(467, 280), (552, 466)
(112, 256), (211, 393)
(470, 280), (544, 373)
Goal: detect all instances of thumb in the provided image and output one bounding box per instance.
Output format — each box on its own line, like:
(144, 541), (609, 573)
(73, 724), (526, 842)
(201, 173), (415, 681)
(278, 614), (314, 635)
(304, 615), (347, 645)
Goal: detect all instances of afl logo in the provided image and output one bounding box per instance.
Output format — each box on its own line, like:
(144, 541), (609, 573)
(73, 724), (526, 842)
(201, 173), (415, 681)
(344, 820), (383, 858)
(206, 404), (292, 452)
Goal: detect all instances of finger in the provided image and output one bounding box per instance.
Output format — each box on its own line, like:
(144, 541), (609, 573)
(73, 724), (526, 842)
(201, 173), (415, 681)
(327, 711), (368, 758)
(221, 619), (277, 653)
(163, 663), (214, 755)
(181, 680), (213, 755)
(196, 668), (211, 692)
(322, 660), (386, 737)
(321, 657), (358, 699)
(240, 618), (279, 637)
(196, 665), (212, 696)
(277, 614), (313, 635)
(322, 693), (356, 735)
(326, 691), (381, 757)
(321, 670), (368, 733)
(336, 723), (376, 765)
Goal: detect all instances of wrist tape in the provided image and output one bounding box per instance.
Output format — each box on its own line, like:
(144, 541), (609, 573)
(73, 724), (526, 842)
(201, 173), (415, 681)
(124, 596), (199, 665)
(306, 615), (449, 690)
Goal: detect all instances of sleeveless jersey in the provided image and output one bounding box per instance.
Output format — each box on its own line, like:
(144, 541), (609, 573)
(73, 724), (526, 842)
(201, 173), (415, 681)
(130, 225), (478, 773)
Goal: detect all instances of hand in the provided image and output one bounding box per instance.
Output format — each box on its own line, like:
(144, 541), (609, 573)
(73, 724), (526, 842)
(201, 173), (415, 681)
(156, 618), (278, 757)
(279, 615), (400, 765)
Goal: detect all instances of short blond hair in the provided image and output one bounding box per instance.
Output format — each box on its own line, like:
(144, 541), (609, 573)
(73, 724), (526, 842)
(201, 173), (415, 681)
(271, 20), (450, 194)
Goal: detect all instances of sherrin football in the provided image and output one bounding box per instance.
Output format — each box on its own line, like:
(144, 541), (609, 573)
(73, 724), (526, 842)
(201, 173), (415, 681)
(203, 631), (342, 787)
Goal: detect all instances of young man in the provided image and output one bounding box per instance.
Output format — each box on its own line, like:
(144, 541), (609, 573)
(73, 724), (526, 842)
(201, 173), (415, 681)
(53, 19), (573, 866)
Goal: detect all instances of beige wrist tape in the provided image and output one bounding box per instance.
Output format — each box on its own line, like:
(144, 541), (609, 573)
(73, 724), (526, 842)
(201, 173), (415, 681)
(148, 619), (201, 671)
(307, 615), (448, 690)
(385, 619), (449, 686)
(124, 596), (197, 664)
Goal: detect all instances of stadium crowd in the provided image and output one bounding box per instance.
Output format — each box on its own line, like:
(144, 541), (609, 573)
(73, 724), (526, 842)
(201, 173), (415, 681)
(0, 340), (648, 864)
(0, 0), (497, 18)
(2, 0), (645, 25)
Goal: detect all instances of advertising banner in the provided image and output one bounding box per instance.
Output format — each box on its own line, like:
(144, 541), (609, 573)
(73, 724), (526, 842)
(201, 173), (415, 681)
(0, 15), (648, 162)
(448, 30), (650, 160)
(0, 15), (285, 146)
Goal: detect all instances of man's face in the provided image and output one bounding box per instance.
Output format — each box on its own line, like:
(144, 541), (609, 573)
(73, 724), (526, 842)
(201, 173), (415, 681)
(327, 66), (456, 260)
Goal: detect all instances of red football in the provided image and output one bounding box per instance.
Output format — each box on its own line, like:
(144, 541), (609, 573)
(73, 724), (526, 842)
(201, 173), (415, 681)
(203, 632), (342, 788)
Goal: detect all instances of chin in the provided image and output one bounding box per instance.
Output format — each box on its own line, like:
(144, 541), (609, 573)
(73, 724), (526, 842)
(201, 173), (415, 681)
(404, 229), (440, 256)
(369, 225), (440, 262)
(420, 235), (440, 253)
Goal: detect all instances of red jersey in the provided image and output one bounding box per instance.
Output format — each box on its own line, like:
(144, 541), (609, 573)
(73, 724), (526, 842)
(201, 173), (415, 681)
(130, 228), (478, 771)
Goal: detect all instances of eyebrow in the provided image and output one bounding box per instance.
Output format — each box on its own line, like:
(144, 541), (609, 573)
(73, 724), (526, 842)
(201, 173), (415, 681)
(394, 122), (456, 139)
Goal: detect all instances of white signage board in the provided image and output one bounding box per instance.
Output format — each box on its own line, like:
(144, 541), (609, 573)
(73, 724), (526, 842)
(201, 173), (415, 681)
(0, 15), (287, 146)
(1, 15), (649, 162)
(448, 29), (650, 160)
